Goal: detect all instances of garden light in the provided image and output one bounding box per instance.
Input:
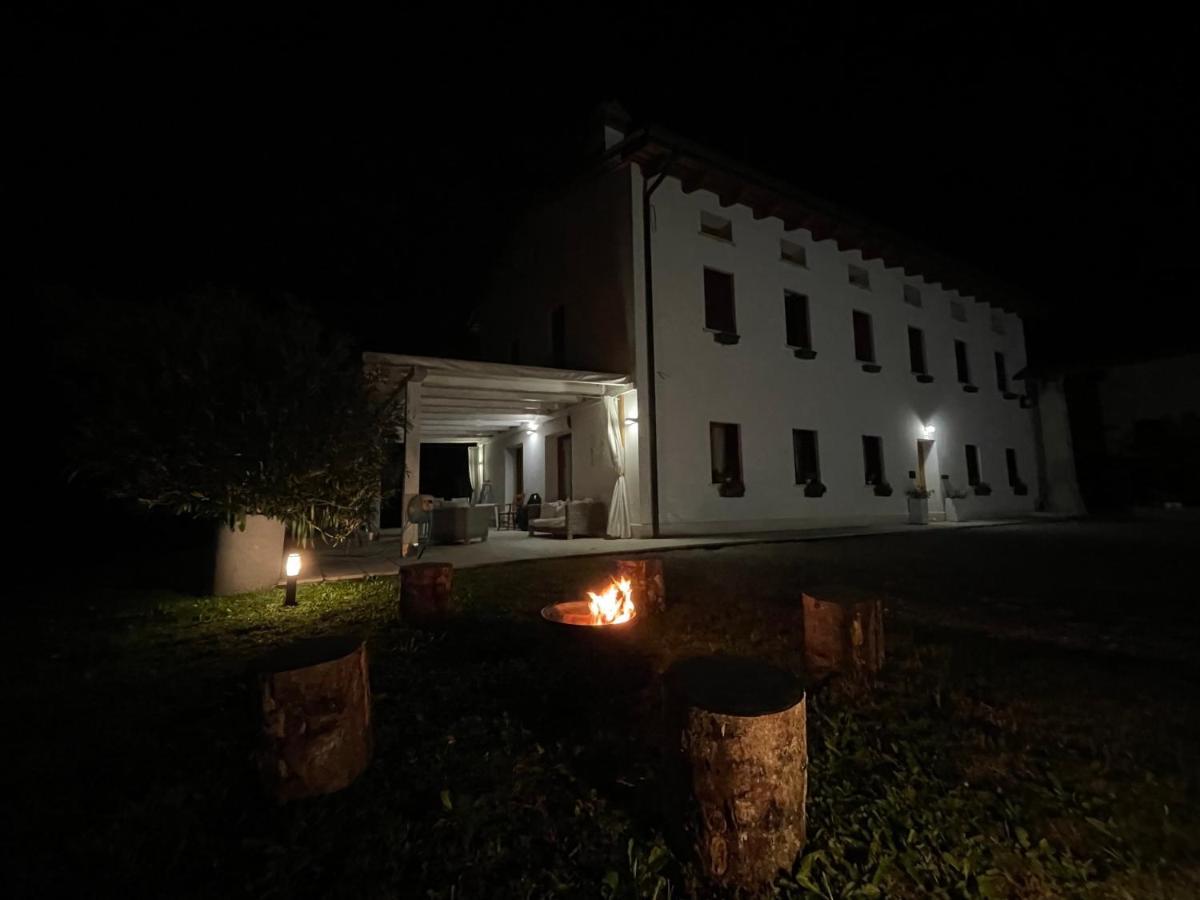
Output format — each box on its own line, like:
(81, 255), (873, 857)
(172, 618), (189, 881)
(284, 552), (301, 607)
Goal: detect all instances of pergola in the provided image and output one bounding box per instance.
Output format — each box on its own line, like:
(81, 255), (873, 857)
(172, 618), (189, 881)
(363, 352), (633, 543)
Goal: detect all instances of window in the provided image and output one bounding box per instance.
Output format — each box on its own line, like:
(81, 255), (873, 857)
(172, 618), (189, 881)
(991, 310), (1006, 334)
(903, 284), (922, 307)
(862, 435), (885, 486)
(994, 351), (1008, 392)
(965, 444), (981, 486)
(710, 422), (742, 484)
(700, 211), (733, 241)
(551, 305), (566, 368)
(784, 291), (812, 349)
(848, 263), (871, 289)
(955, 339), (971, 383)
(780, 238), (807, 266)
(703, 268), (737, 334)
(1005, 448), (1020, 487)
(852, 310), (875, 362)
(908, 326), (927, 374)
(950, 299), (967, 322)
(793, 429), (820, 484)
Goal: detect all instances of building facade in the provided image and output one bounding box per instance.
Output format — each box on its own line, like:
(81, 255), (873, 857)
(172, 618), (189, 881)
(469, 113), (1044, 536)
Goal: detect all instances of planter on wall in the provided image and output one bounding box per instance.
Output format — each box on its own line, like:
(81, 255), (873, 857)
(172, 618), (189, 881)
(906, 497), (929, 524)
(793, 347), (818, 360)
(212, 515), (287, 596)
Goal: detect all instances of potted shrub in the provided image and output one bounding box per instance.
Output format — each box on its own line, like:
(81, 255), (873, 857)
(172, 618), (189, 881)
(872, 481), (894, 497)
(62, 291), (404, 595)
(803, 479), (827, 498)
(906, 487), (932, 524)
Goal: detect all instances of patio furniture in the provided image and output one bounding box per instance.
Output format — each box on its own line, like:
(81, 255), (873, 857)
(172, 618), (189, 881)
(497, 503), (515, 530)
(474, 502), (499, 528)
(528, 498), (606, 539)
(430, 504), (491, 544)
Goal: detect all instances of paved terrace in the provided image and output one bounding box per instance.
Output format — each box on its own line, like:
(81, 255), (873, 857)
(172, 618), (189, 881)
(297, 518), (1046, 584)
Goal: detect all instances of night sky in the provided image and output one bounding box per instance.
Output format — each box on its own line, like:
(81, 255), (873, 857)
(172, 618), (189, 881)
(10, 6), (1197, 367)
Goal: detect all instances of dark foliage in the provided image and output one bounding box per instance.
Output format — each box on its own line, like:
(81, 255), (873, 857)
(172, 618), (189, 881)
(59, 290), (403, 545)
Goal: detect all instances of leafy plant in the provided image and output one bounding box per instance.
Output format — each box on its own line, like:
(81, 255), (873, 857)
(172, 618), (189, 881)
(906, 487), (932, 499)
(804, 480), (827, 498)
(873, 481), (894, 497)
(61, 290), (404, 545)
(974, 482), (993, 496)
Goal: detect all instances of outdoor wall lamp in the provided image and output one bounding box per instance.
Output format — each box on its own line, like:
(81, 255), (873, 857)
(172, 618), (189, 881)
(624, 416), (638, 426)
(284, 552), (301, 607)
(922, 424), (936, 438)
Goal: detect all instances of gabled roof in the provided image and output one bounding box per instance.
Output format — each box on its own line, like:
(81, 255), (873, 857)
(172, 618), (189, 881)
(601, 109), (1035, 316)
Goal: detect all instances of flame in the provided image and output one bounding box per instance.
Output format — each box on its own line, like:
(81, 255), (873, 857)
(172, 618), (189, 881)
(586, 577), (636, 625)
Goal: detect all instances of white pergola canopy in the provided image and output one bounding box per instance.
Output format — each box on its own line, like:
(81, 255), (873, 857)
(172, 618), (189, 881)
(363, 353), (632, 442)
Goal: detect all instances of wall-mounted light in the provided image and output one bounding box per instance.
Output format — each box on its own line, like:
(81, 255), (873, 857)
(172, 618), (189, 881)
(283, 552), (301, 607)
(921, 424), (936, 438)
(624, 416), (638, 426)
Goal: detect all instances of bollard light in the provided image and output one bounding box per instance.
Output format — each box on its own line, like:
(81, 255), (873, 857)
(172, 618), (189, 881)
(284, 552), (301, 607)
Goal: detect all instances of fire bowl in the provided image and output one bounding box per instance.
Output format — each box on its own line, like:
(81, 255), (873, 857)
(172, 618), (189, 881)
(540, 600), (639, 628)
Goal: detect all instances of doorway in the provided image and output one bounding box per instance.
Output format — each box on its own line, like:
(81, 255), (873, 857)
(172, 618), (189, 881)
(556, 434), (573, 500)
(916, 438), (943, 514)
(508, 444), (524, 501)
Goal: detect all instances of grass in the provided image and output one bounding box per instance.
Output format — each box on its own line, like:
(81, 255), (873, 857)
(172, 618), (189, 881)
(5, 523), (1200, 897)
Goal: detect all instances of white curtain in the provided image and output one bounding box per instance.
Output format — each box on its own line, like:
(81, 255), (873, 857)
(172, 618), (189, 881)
(604, 395), (632, 538)
(467, 444), (480, 502)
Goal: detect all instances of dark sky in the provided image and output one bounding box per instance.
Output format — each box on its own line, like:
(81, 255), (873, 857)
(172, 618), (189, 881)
(9, 5), (1198, 367)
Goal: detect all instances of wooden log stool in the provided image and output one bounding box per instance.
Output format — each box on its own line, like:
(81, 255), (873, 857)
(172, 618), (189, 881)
(616, 557), (666, 615)
(664, 655), (808, 889)
(252, 635), (373, 803)
(399, 562), (455, 624)
(801, 586), (884, 679)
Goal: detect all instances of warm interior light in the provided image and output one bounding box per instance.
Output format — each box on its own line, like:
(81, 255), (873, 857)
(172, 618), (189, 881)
(285, 552), (302, 578)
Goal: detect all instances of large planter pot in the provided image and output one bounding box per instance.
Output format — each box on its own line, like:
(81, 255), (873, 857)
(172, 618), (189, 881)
(212, 515), (287, 596)
(906, 497), (929, 524)
(944, 498), (983, 523)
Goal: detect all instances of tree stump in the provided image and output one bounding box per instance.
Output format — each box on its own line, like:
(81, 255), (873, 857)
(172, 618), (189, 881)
(253, 635), (372, 803)
(665, 655), (808, 889)
(616, 557), (666, 614)
(802, 587), (884, 679)
(399, 562), (455, 624)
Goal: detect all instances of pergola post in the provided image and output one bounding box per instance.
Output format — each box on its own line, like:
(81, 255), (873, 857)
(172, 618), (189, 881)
(401, 368), (426, 556)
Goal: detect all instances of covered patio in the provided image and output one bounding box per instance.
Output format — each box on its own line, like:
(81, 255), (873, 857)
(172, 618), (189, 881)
(363, 353), (638, 551)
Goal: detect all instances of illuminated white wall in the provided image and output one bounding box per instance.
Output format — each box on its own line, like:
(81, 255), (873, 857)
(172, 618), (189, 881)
(629, 171), (1038, 533)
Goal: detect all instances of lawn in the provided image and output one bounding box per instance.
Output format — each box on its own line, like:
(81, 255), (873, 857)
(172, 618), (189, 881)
(5, 520), (1199, 898)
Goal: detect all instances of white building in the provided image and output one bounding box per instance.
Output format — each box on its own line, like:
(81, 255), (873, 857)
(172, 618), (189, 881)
(372, 107), (1075, 543)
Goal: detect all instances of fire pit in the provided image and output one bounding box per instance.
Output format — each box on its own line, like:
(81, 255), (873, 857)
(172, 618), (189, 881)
(541, 576), (637, 628)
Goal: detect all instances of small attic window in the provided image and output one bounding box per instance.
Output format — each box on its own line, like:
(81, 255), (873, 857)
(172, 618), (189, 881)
(848, 264), (871, 289)
(700, 211), (733, 241)
(780, 239), (807, 266)
(950, 299), (967, 322)
(990, 310), (1006, 334)
(903, 284), (922, 307)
